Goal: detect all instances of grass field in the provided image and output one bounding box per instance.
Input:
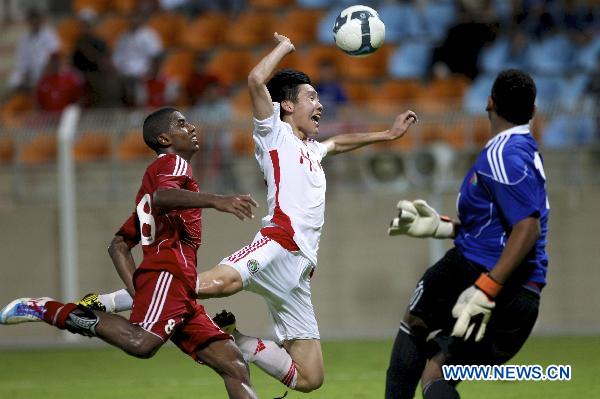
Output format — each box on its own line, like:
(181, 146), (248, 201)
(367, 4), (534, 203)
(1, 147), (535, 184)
(0, 336), (597, 398)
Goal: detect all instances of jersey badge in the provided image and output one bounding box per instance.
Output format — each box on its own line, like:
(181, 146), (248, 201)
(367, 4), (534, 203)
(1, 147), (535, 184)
(247, 259), (260, 275)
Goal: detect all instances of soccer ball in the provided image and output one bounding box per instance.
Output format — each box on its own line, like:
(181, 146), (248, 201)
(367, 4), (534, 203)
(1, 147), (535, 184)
(333, 5), (385, 57)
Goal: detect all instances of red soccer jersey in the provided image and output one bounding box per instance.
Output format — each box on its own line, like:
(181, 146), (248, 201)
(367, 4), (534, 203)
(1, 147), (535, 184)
(116, 153), (202, 290)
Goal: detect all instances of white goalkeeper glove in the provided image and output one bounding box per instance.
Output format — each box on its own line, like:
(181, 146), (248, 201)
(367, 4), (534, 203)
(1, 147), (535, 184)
(451, 273), (503, 342)
(388, 199), (454, 239)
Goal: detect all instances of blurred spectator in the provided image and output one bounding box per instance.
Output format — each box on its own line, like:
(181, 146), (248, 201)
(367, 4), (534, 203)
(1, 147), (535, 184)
(431, 4), (498, 79)
(137, 55), (179, 107)
(193, 0), (247, 17)
(190, 81), (239, 193)
(35, 52), (84, 112)
(185, 53), (221, 106)
(314, 59), (347, 122)
(586, 53), (600, 133)
(7, 9), (60, 90)
(112, 14), (162, 106)
(72, 11), (123, 107)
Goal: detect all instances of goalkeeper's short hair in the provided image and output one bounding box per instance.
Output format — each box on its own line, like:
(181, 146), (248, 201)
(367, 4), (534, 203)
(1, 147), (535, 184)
(491, 69), (536, 125)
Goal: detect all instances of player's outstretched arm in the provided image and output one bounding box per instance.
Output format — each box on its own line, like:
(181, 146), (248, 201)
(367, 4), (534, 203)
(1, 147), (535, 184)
(153, 189), (259, 221)
(322, 110), (417, 155)
(248, 32), (295, 120)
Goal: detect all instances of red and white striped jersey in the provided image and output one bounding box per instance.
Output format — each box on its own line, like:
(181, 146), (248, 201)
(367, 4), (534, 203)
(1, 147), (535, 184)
(116, 153), (201, 289)
(253, 103), (328, 266)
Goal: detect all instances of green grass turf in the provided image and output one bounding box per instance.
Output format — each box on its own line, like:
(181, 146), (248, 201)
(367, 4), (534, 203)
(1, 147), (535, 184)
(0, 336), (597, 398)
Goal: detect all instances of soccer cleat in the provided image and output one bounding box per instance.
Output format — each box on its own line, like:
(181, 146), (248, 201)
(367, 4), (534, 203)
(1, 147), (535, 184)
(77, 293), (106, 312)
(213, 309), (236, 334)
(0, 297), (52, 324)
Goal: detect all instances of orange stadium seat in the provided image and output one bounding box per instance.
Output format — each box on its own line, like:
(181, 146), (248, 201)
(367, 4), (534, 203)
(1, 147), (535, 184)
(532, 115), (547, 141)
(73, 0), (110, 14)
(271, 9), (324, 45)
(298, 45), (339, 80)
(147, 12), (186, 47)
(73, 132), (111, 162)
(0, 91), (34, 128)
(161, 50), (196, 86)
(116, 129), (154, 161)
(207, 48), (255, 86)
(56, 17), (83, 55)
(109, 0), (139, 14)
(415, 76), (470, 113)
(231, 128), (254, 156)
(368, 79), (422, 113)
(0, 136), (15, 163)
(470, 117), (491, 147)
(335, 44), (392, 80)
(342, 81), (375, 104)
(248, 0), (294, 9)
(20, 134), (57, 165)
(94, 16), (129, 48)
(231, 88), (252, 118)
(225, 11), (275, 47)
(179, 13), (227, 51)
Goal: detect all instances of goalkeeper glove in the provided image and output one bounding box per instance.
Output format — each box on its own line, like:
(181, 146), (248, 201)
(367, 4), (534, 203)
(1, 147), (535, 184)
(388, 199), (454, 239)
(451, 273), (503, 342)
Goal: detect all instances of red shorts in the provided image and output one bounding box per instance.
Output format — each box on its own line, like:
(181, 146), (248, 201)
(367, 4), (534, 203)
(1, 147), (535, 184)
(130, 270), (231, 360)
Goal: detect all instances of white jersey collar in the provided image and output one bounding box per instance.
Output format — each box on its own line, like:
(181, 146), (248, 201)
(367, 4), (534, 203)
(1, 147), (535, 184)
(486, 123), (530, 147)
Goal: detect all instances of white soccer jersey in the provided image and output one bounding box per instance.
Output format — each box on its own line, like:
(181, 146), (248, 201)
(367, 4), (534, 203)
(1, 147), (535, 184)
(253, 103), (328, 266)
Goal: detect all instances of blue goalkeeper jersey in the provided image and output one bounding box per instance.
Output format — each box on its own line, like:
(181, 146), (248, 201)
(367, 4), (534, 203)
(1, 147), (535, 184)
(454, 124), (549, 285)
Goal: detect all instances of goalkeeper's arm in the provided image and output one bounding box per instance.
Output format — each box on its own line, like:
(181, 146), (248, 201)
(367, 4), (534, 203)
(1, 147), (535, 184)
(388, 199), (457, 239)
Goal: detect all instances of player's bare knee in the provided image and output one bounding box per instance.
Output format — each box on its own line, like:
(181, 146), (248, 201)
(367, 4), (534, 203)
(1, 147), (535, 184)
(295, 373), (324, 393)
(125, 330), (161, 358)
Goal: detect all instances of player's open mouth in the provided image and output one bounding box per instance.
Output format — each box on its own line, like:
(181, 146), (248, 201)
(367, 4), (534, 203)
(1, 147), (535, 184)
(311, 114), (321, 127)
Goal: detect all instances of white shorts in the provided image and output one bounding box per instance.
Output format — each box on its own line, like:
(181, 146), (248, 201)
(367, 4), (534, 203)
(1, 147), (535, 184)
(220, 232), (319, 342)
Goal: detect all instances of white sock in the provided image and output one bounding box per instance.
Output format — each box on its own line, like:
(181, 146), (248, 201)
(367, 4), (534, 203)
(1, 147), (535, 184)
(98, 289), (133, 313)
(233, 331), (297, 388)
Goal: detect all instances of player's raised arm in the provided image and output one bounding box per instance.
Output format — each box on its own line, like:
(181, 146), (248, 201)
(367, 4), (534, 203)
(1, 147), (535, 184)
(248, 33), (295, 120)
(153, 189), (259, 221)
(322, 110), (417, 155)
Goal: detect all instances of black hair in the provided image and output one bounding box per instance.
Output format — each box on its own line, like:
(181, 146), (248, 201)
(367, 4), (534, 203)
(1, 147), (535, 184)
(266, 69), (312, 104)
(491, 69), (536, 125)
(142, 107), (178, 153)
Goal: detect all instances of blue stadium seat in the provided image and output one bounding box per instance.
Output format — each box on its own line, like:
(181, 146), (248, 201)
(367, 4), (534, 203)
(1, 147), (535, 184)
(532, 74), (567, 112)
(388, 42), (432, 79)
(422, 1), (457, 42)
(542, 114), (597, 149)
(317, 8), (340, 44)
(378, 2), (426, 43)
(528, 33), (575, 74)
(559, 73), (591, 111)
(575, 35), (600, 72)
(296, 0), (335, 8)
(463, 74), (495, 115)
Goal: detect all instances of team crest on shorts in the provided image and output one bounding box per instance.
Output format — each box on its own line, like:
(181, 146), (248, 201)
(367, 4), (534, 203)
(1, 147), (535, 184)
(247, 259), (260, 275)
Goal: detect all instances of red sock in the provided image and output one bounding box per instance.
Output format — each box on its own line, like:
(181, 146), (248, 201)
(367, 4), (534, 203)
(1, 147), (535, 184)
(42, 301), (78, 329)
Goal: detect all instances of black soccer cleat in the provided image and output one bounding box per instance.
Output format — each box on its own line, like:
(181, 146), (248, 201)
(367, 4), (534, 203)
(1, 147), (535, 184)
(213, 309), (236, 334)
